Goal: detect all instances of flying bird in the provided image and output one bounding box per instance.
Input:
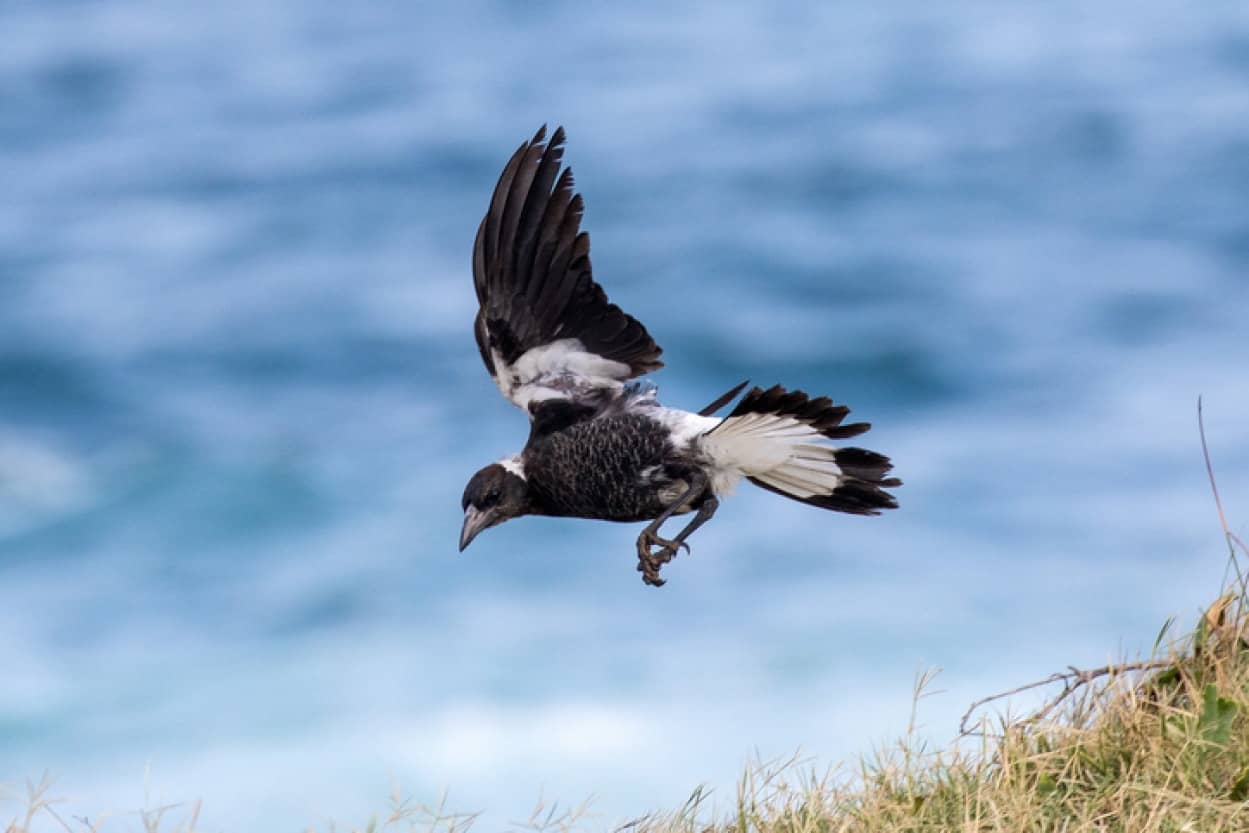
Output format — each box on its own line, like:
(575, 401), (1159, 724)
(460, 126), (900, 586)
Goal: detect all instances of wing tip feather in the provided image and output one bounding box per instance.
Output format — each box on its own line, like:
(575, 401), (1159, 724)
(472, 125), (665, 404)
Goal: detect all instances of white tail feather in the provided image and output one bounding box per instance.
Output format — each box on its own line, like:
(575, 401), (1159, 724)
(701, 412), (846, 497)
(756, 469), (827, 497)
(753, 474), (816, 498)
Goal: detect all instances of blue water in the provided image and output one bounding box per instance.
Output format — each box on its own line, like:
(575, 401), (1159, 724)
(3, 1), (1249, 828)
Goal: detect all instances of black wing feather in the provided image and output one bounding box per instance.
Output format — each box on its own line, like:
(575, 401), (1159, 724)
(698, 380), (751, 416)
(727, 384), (871, 439)
(472, 126), (664, 388)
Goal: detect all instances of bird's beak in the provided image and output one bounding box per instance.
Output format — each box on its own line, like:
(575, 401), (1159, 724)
(459, 506), (497, 552)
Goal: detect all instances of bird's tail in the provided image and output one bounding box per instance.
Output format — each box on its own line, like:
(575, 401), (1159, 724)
(703, 384), (900, 515)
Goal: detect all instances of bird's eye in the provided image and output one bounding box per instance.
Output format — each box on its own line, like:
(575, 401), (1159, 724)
(486, 488), (501, 502)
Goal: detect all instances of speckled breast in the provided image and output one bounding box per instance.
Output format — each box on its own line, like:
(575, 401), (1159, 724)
(522, 414), (682, 522)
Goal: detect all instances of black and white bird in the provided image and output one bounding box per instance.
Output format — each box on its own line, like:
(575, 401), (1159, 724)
(460, 126), (900, 586)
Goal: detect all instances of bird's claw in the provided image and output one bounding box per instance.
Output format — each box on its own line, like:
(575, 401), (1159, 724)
(635, 529), (689, 587)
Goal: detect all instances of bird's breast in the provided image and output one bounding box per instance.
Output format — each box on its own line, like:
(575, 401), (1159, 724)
(522, 414), (686, 521)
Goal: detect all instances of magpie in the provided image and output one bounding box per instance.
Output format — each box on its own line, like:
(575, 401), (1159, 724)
(460, 126), (901, 586)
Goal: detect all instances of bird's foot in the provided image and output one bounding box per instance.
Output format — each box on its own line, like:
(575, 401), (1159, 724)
(635, 528), (690, 587)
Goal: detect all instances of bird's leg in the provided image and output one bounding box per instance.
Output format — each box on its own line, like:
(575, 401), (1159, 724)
(636, 470), (713, 587)
(637, 496), (721, 587)
(668, 495), (719, 551)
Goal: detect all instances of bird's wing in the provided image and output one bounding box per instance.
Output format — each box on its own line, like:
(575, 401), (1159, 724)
(472, 125), (663, 421)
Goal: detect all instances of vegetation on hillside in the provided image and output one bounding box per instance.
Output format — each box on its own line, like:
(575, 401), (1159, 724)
(7, 424), (1247, 833)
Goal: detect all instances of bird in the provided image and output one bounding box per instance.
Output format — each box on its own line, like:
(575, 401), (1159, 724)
(459, 125), (900, 587)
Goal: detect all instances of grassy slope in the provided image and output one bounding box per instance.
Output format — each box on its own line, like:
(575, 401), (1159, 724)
(648, 592), (1249, 833)
(8, 564), (1249, 833)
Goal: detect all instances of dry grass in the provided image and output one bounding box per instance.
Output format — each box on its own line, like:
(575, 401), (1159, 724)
(9, 409), (1247, 833)
(12, 581), (1247, 833)
(635, 593), (1249, 833)
(306, 567), (1249, 833)
(2, 771), (201, 833)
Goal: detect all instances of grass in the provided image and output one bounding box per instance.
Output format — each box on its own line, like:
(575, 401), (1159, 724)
(8, 414), (1248, 833)
(9, 574), (1248, 833)
(2, 771), (202, 833)
(673, 593), (1249, 833)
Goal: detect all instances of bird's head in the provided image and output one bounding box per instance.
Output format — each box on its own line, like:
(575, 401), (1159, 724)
(459, 461), (531, 551)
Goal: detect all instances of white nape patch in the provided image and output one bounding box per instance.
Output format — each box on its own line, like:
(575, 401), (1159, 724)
(491, 338), (631, 411)
(498, 455), (526, 481)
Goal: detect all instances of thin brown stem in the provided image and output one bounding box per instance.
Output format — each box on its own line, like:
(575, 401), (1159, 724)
(1198, 397), (1249, 601)
(958, 658), (1175, 737)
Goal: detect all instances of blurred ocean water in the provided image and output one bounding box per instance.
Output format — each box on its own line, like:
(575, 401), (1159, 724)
(3, 0), (1249, 828)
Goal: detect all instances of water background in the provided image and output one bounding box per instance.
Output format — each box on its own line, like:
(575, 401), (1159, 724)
(3, 1), (1249, 829)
